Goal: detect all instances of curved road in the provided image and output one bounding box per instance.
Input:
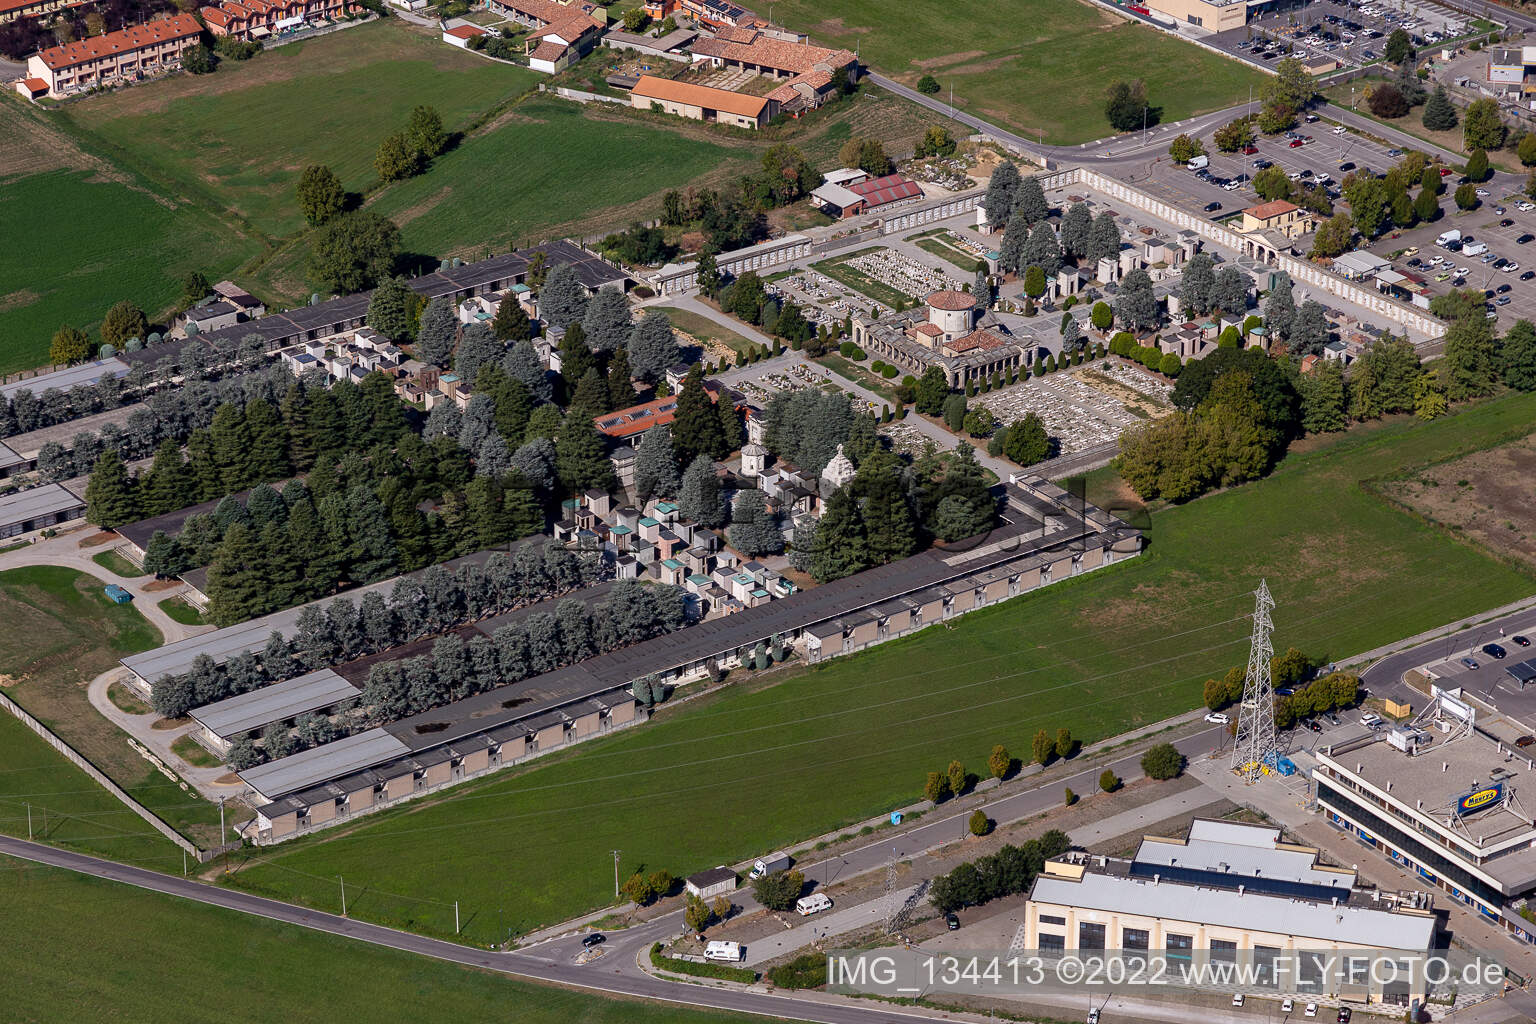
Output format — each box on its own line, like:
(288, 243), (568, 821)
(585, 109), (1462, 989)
(0, 722), (1222, 1022)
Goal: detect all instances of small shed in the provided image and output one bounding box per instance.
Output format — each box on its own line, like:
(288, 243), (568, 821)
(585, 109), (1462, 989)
(104, 584), (133, 604)
(684, 865), (737, 900)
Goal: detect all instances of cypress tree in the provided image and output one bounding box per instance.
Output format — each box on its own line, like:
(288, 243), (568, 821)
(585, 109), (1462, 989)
(607, 345), (635, 409)
(810, 486), (871, 582)
(555, 414), (616, 493)
(85, 450), (139, 528)
(244, 398), (292, 483)
(140, 439), (194, 517)
(671, 368), (725, 466)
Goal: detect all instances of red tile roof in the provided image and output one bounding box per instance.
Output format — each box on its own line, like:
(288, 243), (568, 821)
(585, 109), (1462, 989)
(946, 329), (1008, 353)
(849, 172), (922, 208)
(1, 0), (83, 13)
(926, 289), (975, 312)
(689, 33), (855, 75)
(1243, 199), (1300, 221)
(533, 12), (598, 41)
(19, 77), (48, 94)
(631, 74), (770, 118)
(444, 23), (488, 38)
(496, 0), (598, 27)
(528, 39), (569, 61)
(36, 13), (202, 71)
(595, 384), (720, 439)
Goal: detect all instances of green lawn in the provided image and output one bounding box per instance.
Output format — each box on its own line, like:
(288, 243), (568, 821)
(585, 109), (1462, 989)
(2, 856), (784, 1024)
(369, 97), (744, 259)
(912, 235), (983, 273)
(222, 393), (1536, 941)
(64, 20), (540, 241)
(92, 548), (145, 578)
(773, 0), (1264, 144)
(655, 305), (759, 354)
(0, 714), (184, 872)
(159, 595), (209, 626)
(0, 566), (228, 846)
(813, 249), (915, 309)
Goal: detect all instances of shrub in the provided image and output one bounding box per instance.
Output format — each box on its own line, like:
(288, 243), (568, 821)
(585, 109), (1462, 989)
(881, 364), (898, 379)
(1099, 769), (1120, 793)
(988, 743), (1010, 780)
(924, 770), (950, 803)
(767, 953), (827, 989)
(650, 943), (757, 984)
(1063, 787), (1077, 806)
(968, 810), (991, 835)
(1141, 742), (1184, 780)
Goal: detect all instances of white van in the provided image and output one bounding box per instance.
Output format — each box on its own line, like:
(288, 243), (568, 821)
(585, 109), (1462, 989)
(795, 893), (833, 916)
(1436, 229), (1462, 247)
(704, 940), (745, 962)
(1187, 155), (1209, 171)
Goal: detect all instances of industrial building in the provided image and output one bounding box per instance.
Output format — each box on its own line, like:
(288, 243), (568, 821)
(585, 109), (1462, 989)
(0, 482), (87, 539)
(189, 668), (360, 755)
(1023, 819), (1440, 1008)
(1313, 687), (1536, 945)
(226, 480), (1141, 842)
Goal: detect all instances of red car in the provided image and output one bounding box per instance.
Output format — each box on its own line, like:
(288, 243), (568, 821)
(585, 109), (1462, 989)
(1242, 145), (1258, 155)
(1440, 167), (1453, 176)
(1288, 139), (1305, 148)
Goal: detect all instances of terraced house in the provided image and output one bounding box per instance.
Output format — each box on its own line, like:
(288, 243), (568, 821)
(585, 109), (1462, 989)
(201, 0), (360, 41)
(26, 13), (202, 97)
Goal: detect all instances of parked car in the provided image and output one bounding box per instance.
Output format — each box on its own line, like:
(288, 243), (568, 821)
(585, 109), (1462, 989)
(1461, 657), (1480, 670)
(1205, 712), (1231, 724)
(1086, 1010), (1100, 1024)
(1498, 295), (1512, 305)
(1501, 219), (1515, 227)
(1325, 712), (1342, 726)
(1205, 201), (1223, 212)
(946, 913), (960, 930)
(1289, 138), (1305, 148)
(1304, 1003), (1318, 1018)
(1519, 234), (1535, 245)
(1522, 271), (1536, 281)
(1488, 643), (1510, 660)
(1516, 735), (1536, 748)
(1440, 167), (1453, 176)
(1243, 145), (1259, 155)
(582, 933), (605, 948)
(1233, 994), (1245, 1007)
(1499, 284), (1512, 294)
(1514, 635), (1531, 647)
(1306, 720), (1323, 733)
(1338, 1008), (1352, 1024)
(1276, 687), (1295, 696)
(1339, 161), (1356, 171)
(1282, 998), (1295, 1013)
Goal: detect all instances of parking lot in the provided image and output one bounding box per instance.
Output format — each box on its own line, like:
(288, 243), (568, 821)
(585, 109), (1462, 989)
(1138, 115), (1408, 220)
(1417, 631), (1536, 738)
(1206, 0), (1473, 71)
(1376, 192), (1536, 324)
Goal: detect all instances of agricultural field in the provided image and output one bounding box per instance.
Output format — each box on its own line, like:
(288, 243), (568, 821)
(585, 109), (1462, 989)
(222, 392), (1536, 941)
(773, 0), (1265, 143)
(0, 96), (261, 372)
(2, 856), (778, 1024)
(0, 566), (227, 845)
(64, 20), (540, 240)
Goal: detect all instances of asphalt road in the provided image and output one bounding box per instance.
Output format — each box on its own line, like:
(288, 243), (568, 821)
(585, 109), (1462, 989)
(0, 724), (1220, 1023)
(0, 834), (957, 1024)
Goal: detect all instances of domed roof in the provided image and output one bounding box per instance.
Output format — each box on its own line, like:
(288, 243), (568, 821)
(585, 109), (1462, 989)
(927, 289), (976, 312)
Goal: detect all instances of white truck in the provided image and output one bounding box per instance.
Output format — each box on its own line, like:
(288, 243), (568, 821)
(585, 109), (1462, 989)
(1437, 229), (1462, 247)
(1187, 155), (1209, 170)
(704, 940), (745, 962)
(1463, 241), (1489, 257)
(749, 851), (792, 879)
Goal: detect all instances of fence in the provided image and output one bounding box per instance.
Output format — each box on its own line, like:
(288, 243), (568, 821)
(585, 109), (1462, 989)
(0, 690), (201, 859)
(1073, 167), (1447, 341)
(540, 84), (629, 106)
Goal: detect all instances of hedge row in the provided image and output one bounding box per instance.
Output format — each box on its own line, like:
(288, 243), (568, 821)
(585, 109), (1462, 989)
(649, 943), (758, 984)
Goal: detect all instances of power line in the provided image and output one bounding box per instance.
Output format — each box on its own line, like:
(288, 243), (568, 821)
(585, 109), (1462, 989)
(1232, 580), (1277, 784)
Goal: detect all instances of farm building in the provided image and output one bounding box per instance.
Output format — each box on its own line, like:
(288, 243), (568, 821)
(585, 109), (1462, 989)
(629, 75), (776, 129)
